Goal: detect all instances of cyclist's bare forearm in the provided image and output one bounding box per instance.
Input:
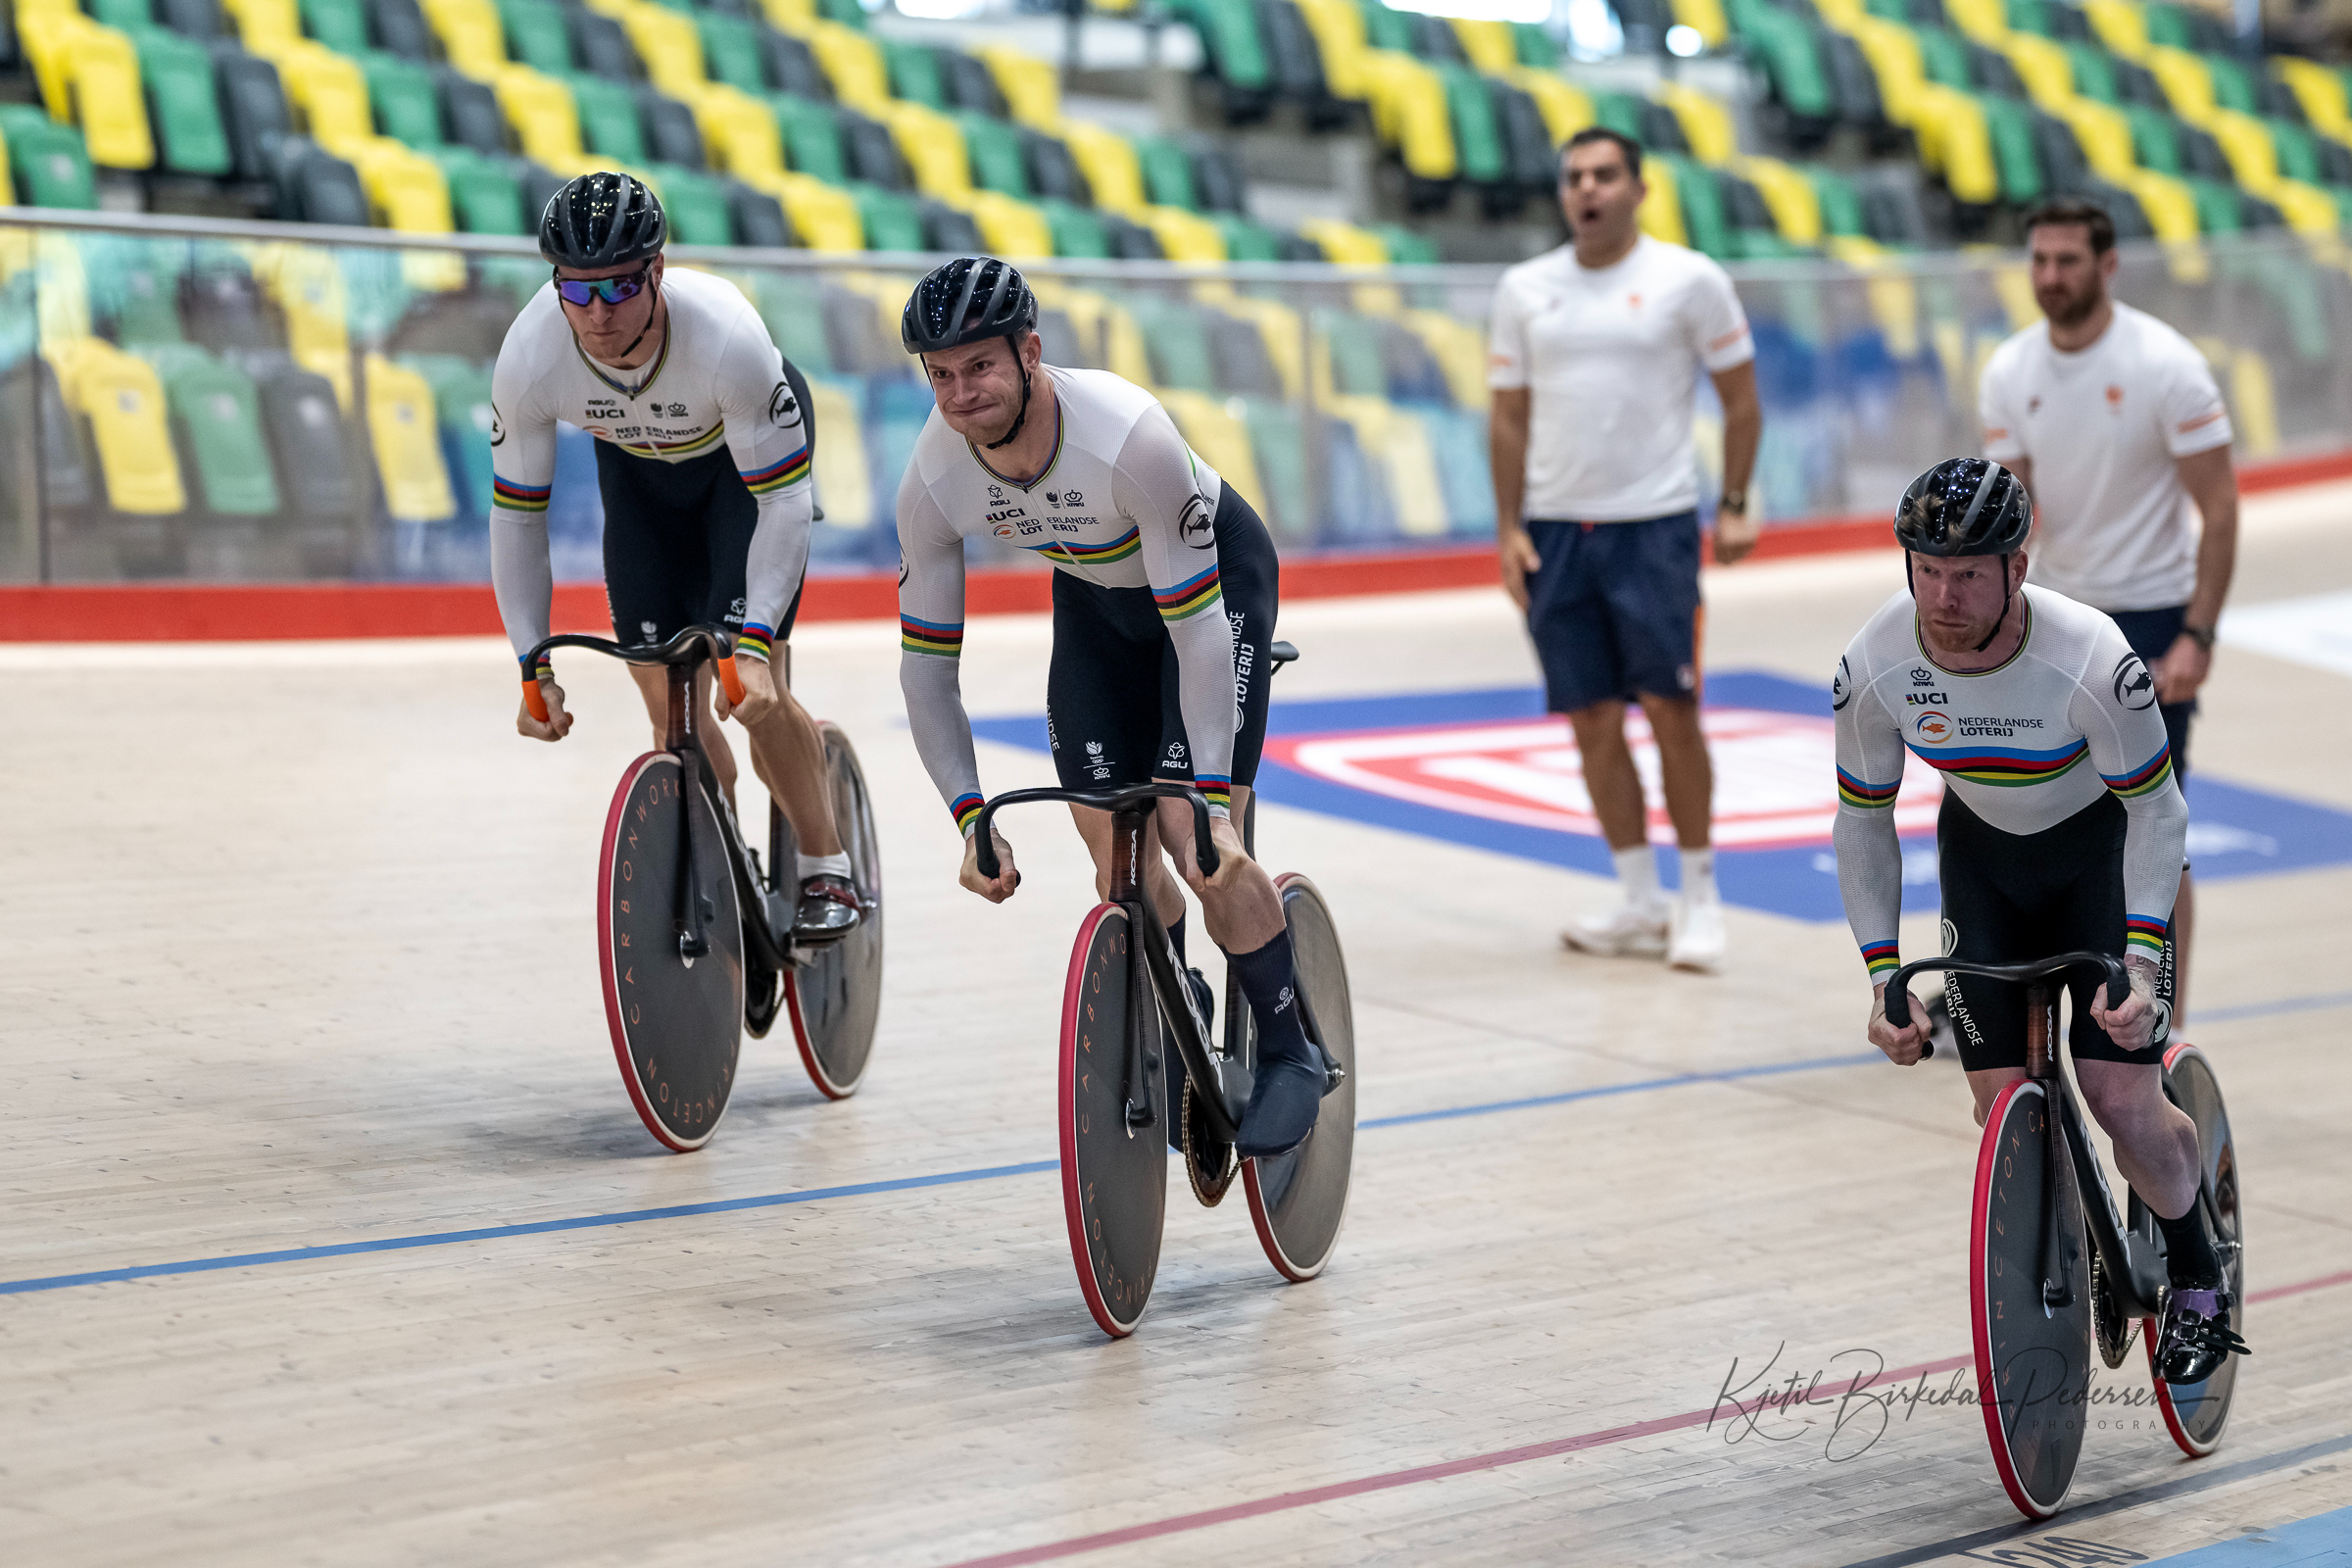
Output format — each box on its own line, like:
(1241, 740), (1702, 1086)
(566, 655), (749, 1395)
(745, 682), (842, 858)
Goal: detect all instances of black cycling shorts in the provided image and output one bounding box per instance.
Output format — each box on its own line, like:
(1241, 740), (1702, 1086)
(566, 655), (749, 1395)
(1936, 789), (2174, 1072)
(1046, 482), (1277, 795)
(597, 442), (804, 650)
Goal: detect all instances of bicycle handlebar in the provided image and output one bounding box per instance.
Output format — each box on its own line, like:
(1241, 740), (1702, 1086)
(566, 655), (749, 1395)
(521, 622), (748, 718)
(971, 783), (1221, 883)
(1882, 951), (2132, 1036)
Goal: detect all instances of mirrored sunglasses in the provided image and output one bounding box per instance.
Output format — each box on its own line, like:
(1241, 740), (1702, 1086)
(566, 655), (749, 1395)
(552, 267), (652, 307)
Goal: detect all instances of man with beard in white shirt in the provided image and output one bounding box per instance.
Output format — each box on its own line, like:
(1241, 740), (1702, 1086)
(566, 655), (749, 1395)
(1489, 127), (1764, 974)
(1978, 197), (2238, 1024)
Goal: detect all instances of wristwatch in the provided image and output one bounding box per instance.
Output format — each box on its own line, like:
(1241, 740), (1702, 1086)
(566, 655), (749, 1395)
(1720, 489), (1747, 514)
(2182, 622), (2216, 651)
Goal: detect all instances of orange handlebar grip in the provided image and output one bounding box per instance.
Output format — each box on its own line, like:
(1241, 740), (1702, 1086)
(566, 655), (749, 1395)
(718, 655), (747, 707)
(523, 678), (550, 723)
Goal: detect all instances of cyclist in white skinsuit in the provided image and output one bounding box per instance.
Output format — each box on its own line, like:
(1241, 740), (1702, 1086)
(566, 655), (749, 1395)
(1839, 458), (2243, 1384)
(894, 256), (1323, 1159)
(488, 172), (857, 939)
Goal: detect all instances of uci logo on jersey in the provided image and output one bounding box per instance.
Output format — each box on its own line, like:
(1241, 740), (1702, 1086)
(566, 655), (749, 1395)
(1905, 691), (1947, 708)
(1914, 709), (1954, 745)
(2113, 653), (2157, 710)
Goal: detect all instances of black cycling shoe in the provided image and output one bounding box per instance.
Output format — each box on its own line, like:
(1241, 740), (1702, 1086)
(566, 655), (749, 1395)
(791, 873), (862, 943)
(1235, 1038), (1326, 1158)
(2154, 1286), (2250, 1384)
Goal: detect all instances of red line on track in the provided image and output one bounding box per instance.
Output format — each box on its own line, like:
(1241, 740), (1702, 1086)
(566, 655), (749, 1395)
(946, 1263), (2352, 1568)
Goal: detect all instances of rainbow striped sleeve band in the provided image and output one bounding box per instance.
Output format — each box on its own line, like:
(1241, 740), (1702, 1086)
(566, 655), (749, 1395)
(492, 475), (550, 513)
(951, 793), (983, 835)
(1837, 767), (1900, 809)
(1860, 940), (1900, 979)
(519, 650), (553, 682)
(902, 614), (963, 658)
(2102, 743), (2174, 800)
(740, 445), (811, 497)
(2124, 914), (2169, 960)
(735, 621), (774, 663)
(1196, 774), (1231, 812)
(1154, 564), (1223, 622)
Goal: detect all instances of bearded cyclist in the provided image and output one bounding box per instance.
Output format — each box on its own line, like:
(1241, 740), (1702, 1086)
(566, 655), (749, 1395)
(893, 256), (1325, 1158)
(488, 172), (858, 940)
(1835, 458), (2246, 1384)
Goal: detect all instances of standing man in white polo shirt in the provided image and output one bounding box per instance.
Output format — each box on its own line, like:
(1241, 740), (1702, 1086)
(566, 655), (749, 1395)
(1489, 126), (1764, 974)
(1979, 197), (2238, 1023)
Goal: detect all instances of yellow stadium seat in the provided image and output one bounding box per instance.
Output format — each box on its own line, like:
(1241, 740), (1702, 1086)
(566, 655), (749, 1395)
(879, 100), (970, 198)
(758, 0), (816, 30)
(420, 0), (505, 77)
(2082, 0), (2149, 60)
(2205, 106), (2278, 185)
(1446, 19), (1515, 72)
(1987, 256), (2036, 326)
(1732, 155), (1823, 244)
(1292, 0), (1368, 100)
(1202, 293), (1303, 399)
(688, 82), (783, 176)
(2117, 167), (2200, 241)
(1298, 218), (1388, 266)
(1942, 0), (2006, 44)
(493, 66), (583, 166)
(1913, 82), (1998, 201)
(607, 1), (704, 97)
(1049, 286), (1152, 385)
(1811, 0), (1865, 24)
(1141, 205), (1227, 263)
(805, 22), (888, 113)
(1655, 82), (1737, 164)
(2049, 97), (2137, 182)
(1668, 0), (1730, 49)
(741, 170), (862, 251)
(363, 353), (457, 521)
(2145, 46), (2216, 122)
(219, 0), (300, 51)
(1637, 155), (1690, 246)
(1157, 389), (1267, 511)
(976, 44), (1060, 131)
(48, 336), (186, 513)
(2228, 349), (2279, 458)
(803, 377), (872, 528)
(1842, 16), (1929, 126)
(1356, 50), (1454, 180)
(1502, 68), (1590, 147)
(33, 230), (90, 343)
(0, 125), (12, 208)
(261, 39), (374, 152)
(1059, 120), (1146, 215)
(2273, 58), (2350, 137)
(2001, 32), (2074, 111)
(19, 14), (155, 170)
(2267, 179), (2342, 236)
(1400, 308), (1489, 407)
(343, 135), (455, 231)
(252, 243), (355, 409)
(1328, 394), (1447, 535)
(959, 189), (1054, 259)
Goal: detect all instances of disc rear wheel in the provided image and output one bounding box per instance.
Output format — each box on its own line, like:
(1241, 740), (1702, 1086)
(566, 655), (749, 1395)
(784, 722), (884, 1099)
(1243, 873), (1356, 1283)
(2146, 1042), (2243, 1457)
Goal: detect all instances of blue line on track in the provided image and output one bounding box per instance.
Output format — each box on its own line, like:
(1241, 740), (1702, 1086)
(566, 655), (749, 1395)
(7, 986), (2345, 1298)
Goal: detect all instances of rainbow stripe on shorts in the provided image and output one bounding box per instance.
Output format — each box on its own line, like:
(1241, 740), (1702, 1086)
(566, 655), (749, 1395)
(901, 614), (963, 658)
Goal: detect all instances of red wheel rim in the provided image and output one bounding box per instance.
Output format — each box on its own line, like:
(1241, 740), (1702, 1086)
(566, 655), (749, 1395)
(1058, 904), (1142, 1338)
(1971, 1078), (2065, 1520)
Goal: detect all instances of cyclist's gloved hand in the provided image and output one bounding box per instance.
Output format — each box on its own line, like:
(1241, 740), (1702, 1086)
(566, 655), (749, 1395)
(960, 825), (1019, 904)
(2090, 956), (2165, 1054)
(1869, 982), (1932, 1066)
(518, 679), (573, 743)
(721, 655), (780, 727)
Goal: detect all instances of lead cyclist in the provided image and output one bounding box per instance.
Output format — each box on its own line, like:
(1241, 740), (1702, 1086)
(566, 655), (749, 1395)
(892, 256), (1326, 1159)
(487, 172), (858, 940)
(1836, 458), (2248, 1384)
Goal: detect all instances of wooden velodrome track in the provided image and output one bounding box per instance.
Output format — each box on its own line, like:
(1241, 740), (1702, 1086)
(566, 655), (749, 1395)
(5, 485), (2350, 1567)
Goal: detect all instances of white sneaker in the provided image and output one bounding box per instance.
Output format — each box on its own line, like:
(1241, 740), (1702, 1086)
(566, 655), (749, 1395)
(1667, 894), (1727, 974)
(1561, 902), (1671, 957)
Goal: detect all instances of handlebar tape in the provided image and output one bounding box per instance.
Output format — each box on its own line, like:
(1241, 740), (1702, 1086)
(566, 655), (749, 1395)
(718, 655), (746, 709)
(523, 677), (550, 723)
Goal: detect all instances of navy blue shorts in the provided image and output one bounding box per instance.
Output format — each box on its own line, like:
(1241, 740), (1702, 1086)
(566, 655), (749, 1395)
(1523, 511), (1703, 712)
(2107, 604), (2194, 787)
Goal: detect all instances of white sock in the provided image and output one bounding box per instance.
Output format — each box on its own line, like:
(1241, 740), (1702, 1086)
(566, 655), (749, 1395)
(798, 850), (852, 882)
(1678, 846), (1718, 903)
(1612, 845), (1662, 909)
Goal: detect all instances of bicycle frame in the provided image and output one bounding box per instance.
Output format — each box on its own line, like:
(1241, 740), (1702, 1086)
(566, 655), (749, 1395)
(1886, 954), (2176, 1320)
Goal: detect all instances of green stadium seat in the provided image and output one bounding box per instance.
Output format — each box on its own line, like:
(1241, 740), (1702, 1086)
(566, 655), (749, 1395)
(1434, 64), (1506, 188)
(753, 273), (832, 373)
(1169, 0), (1271, 92)
(1358, 0), (1412, 51)
(564, 73), (643, 162)
(147, 346), (279, 514)
(1128, 299), (1217, 391)
(1803, 164), (1868, 235)
(2266, 116), (2322, 184)
(497, 0), (571, 75)
(2062, 40), (2117, 103)
(1037, 197), (1109, 257)
(1979, 90), (2043, 201)
(881, 37), (944, 107)
(647, 162), (733, 242)
(1510, 19), (1555, 68)
(2122, 101), (2180, 172)
(0, 104), (99, 207)
(398, 352), (495, 519)
(126, 24), (233, 175)
(772, 93), (846, 182)
(433, 144), (525, 230)
(1367, 222), (1439, 263)
(1655, 153), (1731, 258)
(698, 10), (763, 94)
(1214, 214), (1282, 261)
(1726, 0), (1835, 123)
(300, 0), (368, 54)
(2202, 51), (2256, 115)
(1134, 134), (1197, 210)
(955, 110), (1026, 197)
(1242, 398), (1306, 538)
(361, 50), (440, 147)
(849, 181), (924, 250)
(90, 0), (155, 30)
(1915, 26), (1971, 90)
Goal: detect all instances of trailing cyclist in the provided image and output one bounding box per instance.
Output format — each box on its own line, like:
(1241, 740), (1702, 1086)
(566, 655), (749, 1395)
(893, 255), (1326, 1159)
(1835, 458), (2248, 1384)
(488, 171), (858, 941)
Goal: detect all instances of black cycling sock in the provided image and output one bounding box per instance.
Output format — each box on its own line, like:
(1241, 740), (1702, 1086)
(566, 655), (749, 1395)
(1168, 914), (1187, 967)
(2154, 1201), (2224, 1290)
(1229, 930), (1313, 1070)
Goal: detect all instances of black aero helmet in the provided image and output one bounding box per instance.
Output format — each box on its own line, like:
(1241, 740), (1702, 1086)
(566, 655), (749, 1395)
(1894, 457), (2032, 557)
(540, 171), (665, 270)
(902, 255), (1038, 355)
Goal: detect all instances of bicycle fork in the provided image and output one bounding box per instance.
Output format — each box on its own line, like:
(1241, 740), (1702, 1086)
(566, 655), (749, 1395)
(667, 664), (713, 963)
(2028, 987), (2080, 1311)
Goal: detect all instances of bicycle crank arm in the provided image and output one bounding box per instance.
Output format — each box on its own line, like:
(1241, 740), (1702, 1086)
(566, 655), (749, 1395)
(1130, 898), (1245, 1142)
